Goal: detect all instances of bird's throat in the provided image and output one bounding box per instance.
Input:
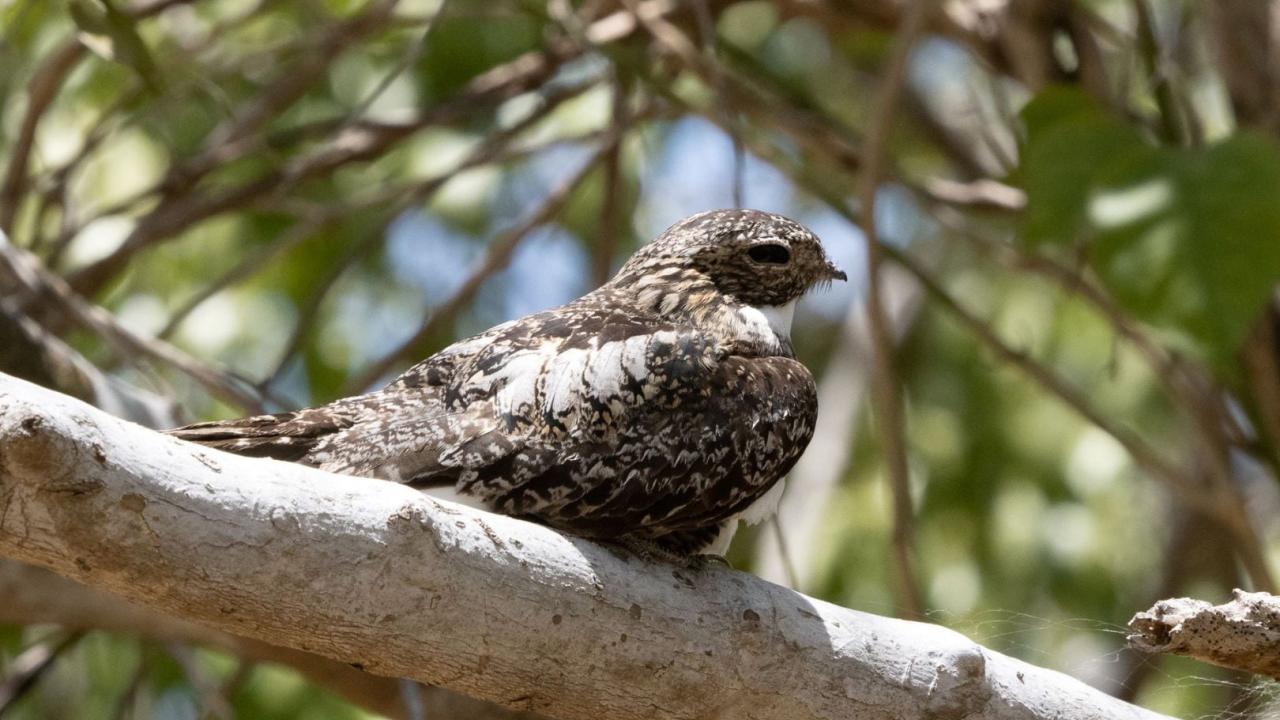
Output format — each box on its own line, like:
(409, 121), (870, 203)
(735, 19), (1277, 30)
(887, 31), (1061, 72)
(735, 300), (796, 354)
(752, 301), (796, 337)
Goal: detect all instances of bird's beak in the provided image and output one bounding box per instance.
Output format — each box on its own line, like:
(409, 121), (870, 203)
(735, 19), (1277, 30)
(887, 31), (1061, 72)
(826, 263), (848, 282)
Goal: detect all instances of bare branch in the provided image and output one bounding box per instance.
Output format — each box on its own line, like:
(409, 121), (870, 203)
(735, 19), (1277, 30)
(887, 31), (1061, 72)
(755, 265), (923, 590)
(1207, 0), (1280, 134)
(61, 0), (683, 299)
(341, 139), (618, 393)
(0, 372), (1176, 720)
(1129, 589), (1280, 680)
(0, 41), (85, 236)
(857, 0), (929, 620)
(0, 236), (266, 412)
(930, 210), (1275, 592)
(692, 123), (1254, 565)
(0, 560), (535, 720)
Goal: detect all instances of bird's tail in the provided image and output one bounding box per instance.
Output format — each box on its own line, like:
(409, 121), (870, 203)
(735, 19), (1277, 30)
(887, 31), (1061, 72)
(167, 408), (351, 463)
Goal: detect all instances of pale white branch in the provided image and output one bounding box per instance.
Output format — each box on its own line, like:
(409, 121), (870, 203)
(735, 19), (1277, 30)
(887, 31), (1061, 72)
(0, 373), (1172, 720)
(0, 560), (534, 719)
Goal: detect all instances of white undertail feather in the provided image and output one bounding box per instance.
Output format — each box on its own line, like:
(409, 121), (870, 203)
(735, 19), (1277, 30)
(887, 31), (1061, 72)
(704, 478), (788, 556)
(422, 486), (491, 512)
(740, 478), (787, 525)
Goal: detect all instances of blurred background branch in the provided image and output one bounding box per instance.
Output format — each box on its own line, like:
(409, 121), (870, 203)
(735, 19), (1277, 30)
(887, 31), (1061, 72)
(4, 0), (1280, 717)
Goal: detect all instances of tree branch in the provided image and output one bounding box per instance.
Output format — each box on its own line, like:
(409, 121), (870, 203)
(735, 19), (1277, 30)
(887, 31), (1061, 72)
(0, 372), (1177, 720)
(857, 0), (928, 620)
(0, 560), (534, 720)
(1129, 590), (1280, 681)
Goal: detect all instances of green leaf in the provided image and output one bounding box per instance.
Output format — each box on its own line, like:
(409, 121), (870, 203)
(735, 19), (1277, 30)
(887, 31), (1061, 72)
(1019, 115), (1150, 248)
(1089, 133), (1280, 368)
(1018, 85), (1102, 139)
(415, 13), (543, 101)
(1016, 87), (1154, 248)
(1016, 86), (1280, 374)
(68, 0), (164, 93)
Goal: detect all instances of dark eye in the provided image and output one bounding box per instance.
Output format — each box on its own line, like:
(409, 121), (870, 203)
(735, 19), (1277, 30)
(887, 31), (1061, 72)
(747, 243), (791, 265)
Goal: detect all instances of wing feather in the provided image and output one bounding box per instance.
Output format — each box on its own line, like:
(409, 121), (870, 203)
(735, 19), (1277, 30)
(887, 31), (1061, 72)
(167, 302), (816, 552)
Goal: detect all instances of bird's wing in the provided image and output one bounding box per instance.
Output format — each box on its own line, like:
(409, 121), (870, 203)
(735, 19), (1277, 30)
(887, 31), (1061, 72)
(377, 306), (816, 544)
(291, 306), (727, 483)
(168, 305), (817, 547)
(468, 351), (817, 545)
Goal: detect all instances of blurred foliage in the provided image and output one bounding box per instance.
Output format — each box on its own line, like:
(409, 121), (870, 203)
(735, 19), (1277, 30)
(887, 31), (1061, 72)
(2, 0), (1280, 718)
(1020, 87), (1280, 374)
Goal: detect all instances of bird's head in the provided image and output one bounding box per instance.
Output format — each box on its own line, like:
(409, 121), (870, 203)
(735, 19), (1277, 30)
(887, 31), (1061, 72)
(615, 209), (846, 307)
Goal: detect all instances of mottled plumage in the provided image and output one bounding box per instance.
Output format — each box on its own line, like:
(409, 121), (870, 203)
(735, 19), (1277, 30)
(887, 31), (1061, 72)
(170, 209), (845, 557)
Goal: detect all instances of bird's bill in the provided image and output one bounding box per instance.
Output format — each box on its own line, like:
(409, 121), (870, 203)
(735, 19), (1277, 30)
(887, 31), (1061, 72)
(826, 263), (848, 282)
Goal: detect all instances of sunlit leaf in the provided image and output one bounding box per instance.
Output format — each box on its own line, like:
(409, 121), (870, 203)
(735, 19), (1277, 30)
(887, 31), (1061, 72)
(1016, 87), (1153, 248)
(1090, 133), (1280, 369)
(1018, 88), (1280, 373)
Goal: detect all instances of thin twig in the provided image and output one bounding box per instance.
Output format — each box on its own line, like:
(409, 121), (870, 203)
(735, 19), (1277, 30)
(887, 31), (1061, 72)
(339, 0), (447, 132)
(636, 10), (1020, 219)
(858, 0), (929, 621)
(1131, 0), (1184, 144)
(0, 41), (85, 236)
(157, 212), (337, 340)
(259, 83), (604, 392)
(62, 0), (677, 300)
(595, 75), (629, 287)
(694, 119), (1238, 543)
(621, 0), (864, 176)
(0, 238), (266, 412)
(109, 653), (147, 720)
(165, 643), (234, 720)
(768, 517), (800, 590)
(341, 138), (619, 394)
(0, 632), (84, 714)
(0, 0), (206, 242)
(930, 208), (1274, 592)
(399, 678), (426, 720)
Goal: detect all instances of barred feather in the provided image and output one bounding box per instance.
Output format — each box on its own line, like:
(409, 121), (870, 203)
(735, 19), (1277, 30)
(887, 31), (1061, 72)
(168, 209), (843, 557)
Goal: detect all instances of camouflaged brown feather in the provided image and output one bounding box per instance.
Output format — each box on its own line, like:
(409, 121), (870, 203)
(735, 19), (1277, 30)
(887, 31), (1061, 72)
(170, 209), (845, 557)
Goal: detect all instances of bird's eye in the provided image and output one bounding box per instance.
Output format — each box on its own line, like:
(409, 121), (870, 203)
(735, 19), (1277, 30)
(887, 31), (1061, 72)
(747, 243), (791, 265)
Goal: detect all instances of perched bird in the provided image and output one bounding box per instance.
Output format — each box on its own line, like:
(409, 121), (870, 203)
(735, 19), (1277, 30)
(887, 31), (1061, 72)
(170, 209), (845, 559)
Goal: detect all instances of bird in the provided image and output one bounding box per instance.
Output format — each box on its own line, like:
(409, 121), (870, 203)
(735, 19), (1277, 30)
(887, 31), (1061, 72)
(169, 209), (846, 560)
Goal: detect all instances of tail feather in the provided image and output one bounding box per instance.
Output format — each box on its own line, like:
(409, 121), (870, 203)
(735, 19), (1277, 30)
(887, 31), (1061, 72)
(167, 408), (354, 463)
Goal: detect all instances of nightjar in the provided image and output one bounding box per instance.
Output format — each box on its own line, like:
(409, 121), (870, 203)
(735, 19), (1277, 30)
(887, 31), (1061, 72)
(170, 209), (845, 559)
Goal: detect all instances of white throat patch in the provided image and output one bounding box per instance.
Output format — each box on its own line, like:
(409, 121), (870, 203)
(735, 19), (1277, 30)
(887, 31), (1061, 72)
(737, 300), (796, 347)
(757, 301), (796, 337)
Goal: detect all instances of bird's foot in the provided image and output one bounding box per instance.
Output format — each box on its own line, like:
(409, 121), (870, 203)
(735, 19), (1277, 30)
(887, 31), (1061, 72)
(616, 539), (733, 570)
(618, 538), (687, 565)
(689, 553), (733, 570)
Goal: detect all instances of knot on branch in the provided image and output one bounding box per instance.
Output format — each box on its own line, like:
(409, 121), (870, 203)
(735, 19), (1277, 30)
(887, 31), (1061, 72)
(0, 408), (89, 492)
(923, 645), (990, 719)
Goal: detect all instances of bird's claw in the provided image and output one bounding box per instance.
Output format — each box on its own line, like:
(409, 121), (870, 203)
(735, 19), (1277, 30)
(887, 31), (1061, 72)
(688, 553), (733, 570)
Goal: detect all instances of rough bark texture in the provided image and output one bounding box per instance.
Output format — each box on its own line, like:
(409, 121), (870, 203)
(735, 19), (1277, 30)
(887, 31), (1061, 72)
(0, 560), (537, 719)
(0, 372), (1174, 720)
(1128, 589), (1280, 680)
